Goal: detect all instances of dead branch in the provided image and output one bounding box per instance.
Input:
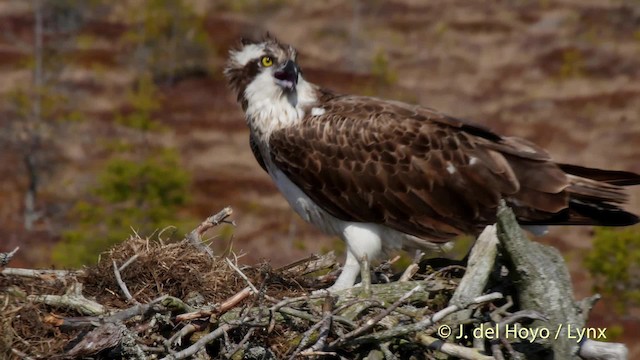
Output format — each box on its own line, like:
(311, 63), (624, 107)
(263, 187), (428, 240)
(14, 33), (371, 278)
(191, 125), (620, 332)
(65, 323), (126, 358)
(113, 260), (138, 304)
(226, 258), (258, 294)
(399, 251), (423, 282)
(176, 287), (252, 322)
(29, 282), (105, 316)
(360, 254), (372, 297)
(223, 327), (255, 359)
(1, 247), (20, 267)
(11, 348), (35, 360)
(416, 333), (495, 360)
(278, 251), (337, 276)
(288, 312), (327, 360)
(45, 295), (175, 328)
(579, 339), (628, 360)
(496, 201), (629, 359)
(447, 225), (498, 324)
(165, 323), (203, 349)
(186, 206), (233, 258)
(306, 295), (334, 353)
(118, 253), (140, 272)
(2, 267), (82, 279)
(159, 323), (236, 360)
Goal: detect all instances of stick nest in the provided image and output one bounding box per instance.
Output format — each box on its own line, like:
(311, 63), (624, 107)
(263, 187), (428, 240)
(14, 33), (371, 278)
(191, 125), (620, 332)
(0, 233), (475, 359)
(3, 204), (621, 359)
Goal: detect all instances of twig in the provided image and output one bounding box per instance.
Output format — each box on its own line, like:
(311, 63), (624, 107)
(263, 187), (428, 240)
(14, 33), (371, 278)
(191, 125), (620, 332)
(29, 282), (106, 316)
(278, 251), (337, 276)
(446, 225), (498, 325)
(1, 267), (82, 279)
(267, 293), (333, 332)
(379, 342), (398, 360)
(165, 323), (202, 349)
(492, 295), (514, 317)
(330, 284), (423, 347)
(278, 306), (319, 322)
(45, 295), (173, 328)
(65, 322), (126, 358)
(399, 251), (423, 282)
(288, 315), (326, 360)
(112, 260), (138, 304)
(360, 254), (371, 297)
(176, 287), (252, 322)
(118, 253), (140, 272)
(299, 351), (338, 357)
(300, 351), (344, 359)
(174, 309), (213, 322)
(303, 295), (334, 354)
(579, 339), (628, 360)
(416, 333), (495, 360)
(225, 258), (259, 295)
(218, 287), (253, 314)
(422, 265), (466, 283)
(159, 323), (236, 360)
(490, 341), (506, 360)
(11, 348), (34, 360)
(224, 328), (255, 359)
(344, 292), (503, 345)
(499, 309), (548, 326)
(139, 345), (166, 353)
(1, 247), (20, 267)
(186, 207), (233, 258)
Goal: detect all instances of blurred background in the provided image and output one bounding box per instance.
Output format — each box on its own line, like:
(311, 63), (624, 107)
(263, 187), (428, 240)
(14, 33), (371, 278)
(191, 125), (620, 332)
(0, 0), (639, 355)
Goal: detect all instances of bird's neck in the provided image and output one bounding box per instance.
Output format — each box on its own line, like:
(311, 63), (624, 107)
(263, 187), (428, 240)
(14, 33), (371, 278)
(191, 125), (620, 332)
(244, 78), (320, 141)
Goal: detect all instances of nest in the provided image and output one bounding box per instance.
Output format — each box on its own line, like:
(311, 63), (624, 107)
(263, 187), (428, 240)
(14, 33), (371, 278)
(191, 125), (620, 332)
(0, 205), (627, 359)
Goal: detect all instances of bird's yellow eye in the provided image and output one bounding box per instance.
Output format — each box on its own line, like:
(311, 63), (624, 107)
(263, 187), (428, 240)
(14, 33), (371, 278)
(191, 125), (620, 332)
(261, 56), (273, 67)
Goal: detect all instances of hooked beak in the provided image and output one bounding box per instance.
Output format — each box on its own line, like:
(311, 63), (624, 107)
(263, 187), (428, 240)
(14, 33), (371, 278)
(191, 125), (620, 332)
(273, 60), (299, 91)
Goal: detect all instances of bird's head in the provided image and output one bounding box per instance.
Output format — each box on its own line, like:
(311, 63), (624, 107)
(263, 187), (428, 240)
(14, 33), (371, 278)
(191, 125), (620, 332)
(224, 35), (301, 109)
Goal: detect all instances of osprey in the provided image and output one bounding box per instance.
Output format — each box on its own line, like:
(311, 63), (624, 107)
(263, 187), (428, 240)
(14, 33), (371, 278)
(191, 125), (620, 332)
(224, 36), (640, 291)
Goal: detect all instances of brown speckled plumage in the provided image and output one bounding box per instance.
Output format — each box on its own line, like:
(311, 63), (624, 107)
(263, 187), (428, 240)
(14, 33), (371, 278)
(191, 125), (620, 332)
(268, 93), (640, 240)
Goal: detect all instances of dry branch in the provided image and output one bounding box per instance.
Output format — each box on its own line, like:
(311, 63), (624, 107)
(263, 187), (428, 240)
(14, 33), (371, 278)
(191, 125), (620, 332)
(28, 282), (105, 316)
(159, 323), (236, 360)
(45, 295), (176, 328)
(496, 201), (629, 360)
(447, 225), (498, 323)
(186, 206), (233, 258)
(0, 247), (20, 267)
(112, 260), (138, 304)
(2, 267), (82, 279)
(416, 333), (495, 360)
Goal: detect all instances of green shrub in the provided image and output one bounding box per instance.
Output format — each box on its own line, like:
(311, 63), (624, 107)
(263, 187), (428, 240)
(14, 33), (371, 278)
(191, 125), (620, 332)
(584, 226), (640, 313)
(115, 73), (163, 131)
(53, 150), (191, 267)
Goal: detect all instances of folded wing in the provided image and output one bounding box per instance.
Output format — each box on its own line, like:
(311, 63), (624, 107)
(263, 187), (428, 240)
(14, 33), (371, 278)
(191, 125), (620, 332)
(268, 93), (639, 240)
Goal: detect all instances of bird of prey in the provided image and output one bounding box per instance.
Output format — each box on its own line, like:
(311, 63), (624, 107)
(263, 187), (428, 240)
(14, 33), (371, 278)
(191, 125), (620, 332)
(224, 36), (640, 291)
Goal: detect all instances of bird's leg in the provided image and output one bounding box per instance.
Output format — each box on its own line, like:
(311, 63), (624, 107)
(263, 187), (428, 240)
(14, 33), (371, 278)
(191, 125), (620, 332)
(326, 249), (361, 292)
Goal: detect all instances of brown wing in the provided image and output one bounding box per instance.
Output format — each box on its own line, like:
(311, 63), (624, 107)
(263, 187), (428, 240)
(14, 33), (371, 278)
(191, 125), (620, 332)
(268, 94), (636, 240)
